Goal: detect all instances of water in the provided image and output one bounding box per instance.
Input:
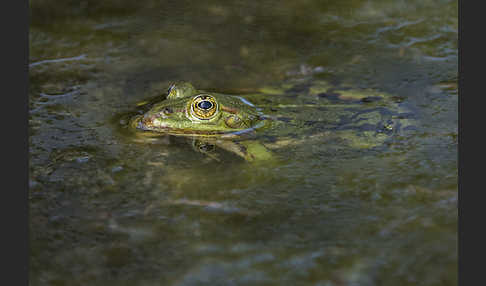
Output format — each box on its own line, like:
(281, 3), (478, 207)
(29, 0), (457, 285)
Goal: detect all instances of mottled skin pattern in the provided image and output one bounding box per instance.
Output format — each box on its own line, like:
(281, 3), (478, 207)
(131, 82), (264, 136)
(130, 82), (273, 162)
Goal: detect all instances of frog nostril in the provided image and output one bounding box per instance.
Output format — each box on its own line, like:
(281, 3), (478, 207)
(162, 107), (173, 114)
(197, 100), (213, 110)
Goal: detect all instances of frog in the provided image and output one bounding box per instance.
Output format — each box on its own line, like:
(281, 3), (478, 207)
(129, 80), (415, 162)
(129, 82), (275, 162)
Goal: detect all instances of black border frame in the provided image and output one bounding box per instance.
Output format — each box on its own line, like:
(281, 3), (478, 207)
(4, 0), (29, 285)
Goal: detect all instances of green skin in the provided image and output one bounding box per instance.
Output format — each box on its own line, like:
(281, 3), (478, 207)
(131, 82), (263, 136)
(130, 82), (274, 162)
(130, 81), (414, 162)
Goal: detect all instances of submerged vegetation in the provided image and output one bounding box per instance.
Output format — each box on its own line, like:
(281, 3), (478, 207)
(29, 0), (457, 285)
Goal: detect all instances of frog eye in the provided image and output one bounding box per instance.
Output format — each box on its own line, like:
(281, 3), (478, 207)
(190, 94), (218, 120)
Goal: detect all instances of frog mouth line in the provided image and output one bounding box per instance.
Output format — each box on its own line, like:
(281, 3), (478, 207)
(136, 121), (265, 138)
(136, 122), (239, 136)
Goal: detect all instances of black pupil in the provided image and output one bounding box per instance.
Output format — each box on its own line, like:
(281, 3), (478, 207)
(198, 100), (213, 110)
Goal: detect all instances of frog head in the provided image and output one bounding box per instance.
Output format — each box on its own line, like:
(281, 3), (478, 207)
(131, 82), (265, 136)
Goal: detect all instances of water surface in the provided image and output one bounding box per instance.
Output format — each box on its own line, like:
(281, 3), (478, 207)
(29, 1), (457, 285)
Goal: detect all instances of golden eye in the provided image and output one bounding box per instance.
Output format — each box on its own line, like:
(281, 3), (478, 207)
(190, 95), (218, 120)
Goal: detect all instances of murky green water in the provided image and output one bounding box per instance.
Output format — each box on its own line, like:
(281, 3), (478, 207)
(29, 0), (457, 285)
